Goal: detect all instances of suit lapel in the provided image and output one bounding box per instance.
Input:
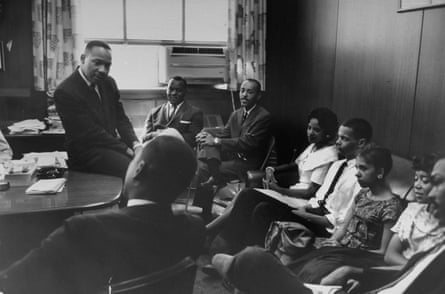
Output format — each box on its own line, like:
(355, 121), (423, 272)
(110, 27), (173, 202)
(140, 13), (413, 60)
(168, 102), (187, 125)
(172, 102), (186, 121)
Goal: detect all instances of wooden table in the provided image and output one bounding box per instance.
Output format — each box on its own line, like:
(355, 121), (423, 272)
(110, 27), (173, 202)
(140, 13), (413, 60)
(0, 171), (122, 215)
(0, 171), (122, 270)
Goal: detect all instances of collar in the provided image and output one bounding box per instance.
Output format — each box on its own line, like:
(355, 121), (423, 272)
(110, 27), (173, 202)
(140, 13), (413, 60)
(78, 67), (93, 87)
(168, 101), (184, 110)
(127, 199), (156, 207)
(346, 158), (356, 167)
(243, 104), (257, 115)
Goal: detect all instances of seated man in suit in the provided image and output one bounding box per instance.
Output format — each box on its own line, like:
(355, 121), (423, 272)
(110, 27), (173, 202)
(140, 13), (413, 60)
(0, 130), (12, 162)
(0, 132), (206, 294)
(211, 157), (445, 294)
(194, 78), (272, 219)
(55, 40), (140, 178)
(141, 76), (203, 148)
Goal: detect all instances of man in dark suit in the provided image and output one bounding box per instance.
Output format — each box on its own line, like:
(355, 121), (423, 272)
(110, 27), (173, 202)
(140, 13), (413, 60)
(210, 157), (445, 294)
(194, 78), (272, 219)
(55, 40), (140, 178)
(141, 76), (203, 148)
(0, 133), (205, 294)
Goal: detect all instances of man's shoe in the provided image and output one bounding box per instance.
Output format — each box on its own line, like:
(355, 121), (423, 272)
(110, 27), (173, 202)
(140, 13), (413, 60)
(212, 254), (235, 280)
(201, 264), (219, 277)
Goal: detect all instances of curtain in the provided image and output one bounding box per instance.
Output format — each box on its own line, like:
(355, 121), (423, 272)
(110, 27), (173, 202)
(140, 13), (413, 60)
(228, 0), (267, 90)
(32, 0), (81, 94)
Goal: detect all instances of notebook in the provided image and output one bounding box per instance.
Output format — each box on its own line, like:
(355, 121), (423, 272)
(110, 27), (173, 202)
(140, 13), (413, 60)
(25, 178), (66, 195)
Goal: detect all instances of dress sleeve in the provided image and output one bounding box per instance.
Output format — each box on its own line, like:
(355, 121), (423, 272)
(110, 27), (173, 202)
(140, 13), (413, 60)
(381, 198), (404, 223)
(309, 163), (332, 186)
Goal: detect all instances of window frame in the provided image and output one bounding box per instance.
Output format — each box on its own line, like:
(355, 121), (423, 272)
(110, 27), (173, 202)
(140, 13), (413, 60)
(83, 0), (227, 47)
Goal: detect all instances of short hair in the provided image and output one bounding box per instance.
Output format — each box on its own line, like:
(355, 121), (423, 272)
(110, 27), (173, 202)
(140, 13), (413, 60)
(137, 136), (197, 204)
(412, 153), (439, 173)
(85, 40), (111, 52)
(244, 78), (262, 92)
(342, 118), (373, 142)
(308, 107), (338, 141)
(169, 76), (187, 88)
(358, 146), (393, 177)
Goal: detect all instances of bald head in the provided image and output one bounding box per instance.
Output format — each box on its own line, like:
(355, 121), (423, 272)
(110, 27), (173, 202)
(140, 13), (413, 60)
(124, 135), (197, 204)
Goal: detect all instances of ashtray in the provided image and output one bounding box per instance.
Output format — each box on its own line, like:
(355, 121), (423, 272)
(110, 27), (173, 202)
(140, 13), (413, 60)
(36, 167), (66, 179)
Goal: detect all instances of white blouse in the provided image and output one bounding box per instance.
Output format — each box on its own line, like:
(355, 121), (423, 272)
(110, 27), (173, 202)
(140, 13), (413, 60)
(290, 144), (338, 190)
(391, 202), (445, 259)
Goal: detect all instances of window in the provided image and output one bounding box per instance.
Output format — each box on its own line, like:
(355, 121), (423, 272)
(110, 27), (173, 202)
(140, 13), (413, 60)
(399, 0), (445, 12)
(78, 0), (228, 89)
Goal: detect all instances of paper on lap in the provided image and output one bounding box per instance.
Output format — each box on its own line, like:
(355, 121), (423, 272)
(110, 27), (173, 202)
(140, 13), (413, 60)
(303, 283), (342, 294)
(254, 188), (308, 209)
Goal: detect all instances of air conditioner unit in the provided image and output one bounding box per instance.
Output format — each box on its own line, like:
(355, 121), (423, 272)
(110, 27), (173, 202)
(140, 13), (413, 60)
(158, 46), (227, 85)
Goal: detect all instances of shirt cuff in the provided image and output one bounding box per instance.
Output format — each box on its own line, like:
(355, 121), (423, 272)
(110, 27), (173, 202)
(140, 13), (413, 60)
(132, 141), (142, 149)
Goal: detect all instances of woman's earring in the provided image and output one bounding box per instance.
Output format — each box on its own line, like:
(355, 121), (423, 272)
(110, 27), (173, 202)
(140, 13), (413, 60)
(377, 174), (383, 179)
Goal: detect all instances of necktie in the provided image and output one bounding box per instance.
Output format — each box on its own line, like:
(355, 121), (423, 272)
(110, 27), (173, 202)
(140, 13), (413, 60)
(169, 104), (176, 120)
(321, 161), (348, 201)
(90, 83), (101, 101)
(242, 111), (248, 123)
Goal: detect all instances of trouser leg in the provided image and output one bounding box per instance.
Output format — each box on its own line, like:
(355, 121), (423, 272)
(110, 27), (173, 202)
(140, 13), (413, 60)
(227, 247), (312, 294)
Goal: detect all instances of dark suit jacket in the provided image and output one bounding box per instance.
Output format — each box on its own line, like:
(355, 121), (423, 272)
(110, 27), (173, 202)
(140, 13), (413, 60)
(200, 105), (272, 168)
(54, 70), (138, 161)
(142, 102), (203, 147)
(0, 204), (205, 294)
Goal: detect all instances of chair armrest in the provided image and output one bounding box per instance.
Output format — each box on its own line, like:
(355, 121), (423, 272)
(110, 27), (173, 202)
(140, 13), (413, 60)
(273, 163), (298, 174)
(246, 163), (299, 188)
(246, 170), (266, 188)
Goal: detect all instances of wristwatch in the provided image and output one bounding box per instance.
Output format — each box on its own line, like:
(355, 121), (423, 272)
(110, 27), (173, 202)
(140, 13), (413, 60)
(213, 137), (221, 145)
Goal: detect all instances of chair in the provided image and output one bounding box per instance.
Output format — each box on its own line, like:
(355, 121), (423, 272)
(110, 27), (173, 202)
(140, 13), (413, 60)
(106, 257), (197, 294)
(259, 136), (277, 171)
(213, 136), (276, 207)
(246, 136), (300, 188)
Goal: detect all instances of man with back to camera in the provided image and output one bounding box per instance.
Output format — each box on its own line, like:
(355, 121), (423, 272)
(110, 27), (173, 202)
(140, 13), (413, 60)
(0, 131), (205, 294)
(193, 78), (272, 220)
(211, 156), (445, 294)
(141, 76), (203, 148)
(54, 40), (140, 178)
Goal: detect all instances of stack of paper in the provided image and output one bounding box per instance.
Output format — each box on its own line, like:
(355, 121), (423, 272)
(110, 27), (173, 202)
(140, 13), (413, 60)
(254, 188), (309, 209)
(8, 119), (46, 134)
(23, 152), (68, 168)
(26, 178), (66, 195)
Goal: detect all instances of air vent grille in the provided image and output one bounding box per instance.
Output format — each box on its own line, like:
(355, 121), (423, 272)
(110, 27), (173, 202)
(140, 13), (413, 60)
(171, 47), (225, 56)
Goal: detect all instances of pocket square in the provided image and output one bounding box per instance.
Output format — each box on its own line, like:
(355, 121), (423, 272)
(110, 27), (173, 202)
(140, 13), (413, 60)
(180, 120), (192, 124)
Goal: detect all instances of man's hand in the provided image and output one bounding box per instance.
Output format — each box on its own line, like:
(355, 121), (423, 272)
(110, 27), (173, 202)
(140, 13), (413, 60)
(195, 132), (216, 147)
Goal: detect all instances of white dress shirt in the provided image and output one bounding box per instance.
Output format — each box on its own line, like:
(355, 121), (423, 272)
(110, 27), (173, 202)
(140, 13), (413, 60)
(308, 158), (360, 230)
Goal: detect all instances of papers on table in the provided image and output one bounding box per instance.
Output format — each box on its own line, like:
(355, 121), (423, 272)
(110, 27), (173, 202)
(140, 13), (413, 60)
(8, 119), (46, 134)
(23, 152), (68, 168)
(25, 178), (66, 195)
(254, 188), (309, 209)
